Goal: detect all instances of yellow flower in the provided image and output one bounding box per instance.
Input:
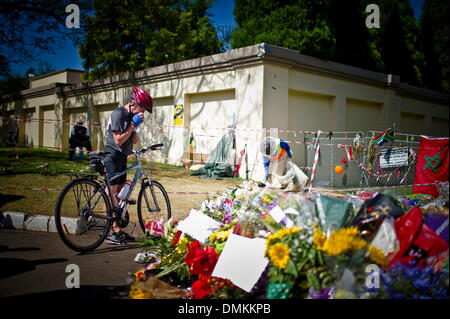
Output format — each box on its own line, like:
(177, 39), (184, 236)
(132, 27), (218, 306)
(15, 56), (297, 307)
(267, 242), (291, 269)
(129, 283), (152, 299)
(315, 227), (367, 256)
(313, 228), (327, 250)
(176, 236), (189, 254)
(261, 194), (273, 203)
(367, 245), (388, 267)
(350, 238), (367, 251)
(266, 227), (300, 245)
(209, 229), (232, 244)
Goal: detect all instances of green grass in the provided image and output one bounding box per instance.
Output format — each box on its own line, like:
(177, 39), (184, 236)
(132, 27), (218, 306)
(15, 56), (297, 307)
(0, 147), (189, 176)
(0, 147), (91, 176)
(0, 147), (244, 218)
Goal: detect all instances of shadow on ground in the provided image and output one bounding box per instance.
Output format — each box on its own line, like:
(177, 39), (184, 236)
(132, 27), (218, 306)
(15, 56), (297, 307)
(0, 257), (68, 279)
(0, 285), (130, 300)
(77, 243), (142, 256)
(0, 245), (40, 253)
(0, 194), (25, 208)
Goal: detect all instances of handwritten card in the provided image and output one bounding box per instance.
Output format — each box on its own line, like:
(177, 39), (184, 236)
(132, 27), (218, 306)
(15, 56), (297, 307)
(212, 234), (269, 292)
(176, 209), (222, 243)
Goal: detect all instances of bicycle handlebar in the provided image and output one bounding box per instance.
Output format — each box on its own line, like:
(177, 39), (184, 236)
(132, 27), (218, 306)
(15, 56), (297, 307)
(139, 143), (164, 154)
(150, 143), (164, 150)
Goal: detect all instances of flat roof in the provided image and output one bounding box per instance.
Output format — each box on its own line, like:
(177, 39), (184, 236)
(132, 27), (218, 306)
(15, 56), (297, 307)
(29, 68), (85, 81)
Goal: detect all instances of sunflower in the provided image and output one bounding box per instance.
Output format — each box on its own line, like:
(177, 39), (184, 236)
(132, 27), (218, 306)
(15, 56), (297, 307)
(367, 245), (388, 267)
(315, 227), (367, 256)
(266, 227), (301, 245)
(267, 242), (291, 269)
(313, 228), (327, 250)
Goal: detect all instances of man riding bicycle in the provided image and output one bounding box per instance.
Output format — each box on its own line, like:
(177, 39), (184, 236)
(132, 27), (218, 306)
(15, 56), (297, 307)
(104, 87), (153, 244)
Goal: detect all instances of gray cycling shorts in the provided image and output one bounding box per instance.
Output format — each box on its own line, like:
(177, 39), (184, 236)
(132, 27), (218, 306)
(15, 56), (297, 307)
(104, 147), (127, 185)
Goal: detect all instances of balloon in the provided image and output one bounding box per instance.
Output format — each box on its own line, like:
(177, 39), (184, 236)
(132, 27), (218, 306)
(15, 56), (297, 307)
(334, 165), (344, 174)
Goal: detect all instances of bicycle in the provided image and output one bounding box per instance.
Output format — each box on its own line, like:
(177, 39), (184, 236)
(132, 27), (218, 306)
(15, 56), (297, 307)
(54, 143), (171, 252)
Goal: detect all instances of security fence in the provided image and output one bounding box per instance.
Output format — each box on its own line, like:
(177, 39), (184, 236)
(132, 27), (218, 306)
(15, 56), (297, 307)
(304, 130), (435, 191)
(359, 131), (421, 192)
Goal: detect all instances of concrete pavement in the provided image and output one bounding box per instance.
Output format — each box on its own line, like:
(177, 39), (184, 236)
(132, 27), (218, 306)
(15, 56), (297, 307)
(0, 229), (144, 299)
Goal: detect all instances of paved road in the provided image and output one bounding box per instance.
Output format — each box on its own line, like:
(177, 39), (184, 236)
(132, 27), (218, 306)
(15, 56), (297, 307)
(0, 229), (143, 299)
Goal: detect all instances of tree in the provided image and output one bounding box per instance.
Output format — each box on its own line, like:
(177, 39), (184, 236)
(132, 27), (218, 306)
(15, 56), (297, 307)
(328, 0), (379, 70)
(368, 0), (424, 87)
(79, 0), (222, 81)
(0, 0), (91, 78)
(232, 0), (428, 89)
(231, 0), (336, 60)
(419, 0), (449, 94)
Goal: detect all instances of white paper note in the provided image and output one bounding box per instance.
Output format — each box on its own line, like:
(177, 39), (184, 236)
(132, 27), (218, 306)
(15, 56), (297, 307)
(212, 234), (269, 292)
(269, 205), (285, 223)
(269, 205), (294, 227)
(176, 209), (222, 243)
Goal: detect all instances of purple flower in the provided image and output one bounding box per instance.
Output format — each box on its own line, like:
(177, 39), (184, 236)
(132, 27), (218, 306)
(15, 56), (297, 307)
(221, 210), (233, 224)
(309, 288), (333, 299)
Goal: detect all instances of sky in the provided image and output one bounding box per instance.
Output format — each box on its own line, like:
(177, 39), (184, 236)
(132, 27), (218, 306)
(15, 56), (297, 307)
(11, 0), (424, 76)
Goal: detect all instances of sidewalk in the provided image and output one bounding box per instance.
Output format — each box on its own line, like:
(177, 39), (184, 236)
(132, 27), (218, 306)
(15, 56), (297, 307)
(0, 211), (143, 237)
(0, 229), (143, 299)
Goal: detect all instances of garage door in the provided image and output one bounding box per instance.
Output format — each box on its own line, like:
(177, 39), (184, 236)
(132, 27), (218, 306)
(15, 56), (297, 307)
(190, 90), (236, 155)
(41, 105), (57, 149)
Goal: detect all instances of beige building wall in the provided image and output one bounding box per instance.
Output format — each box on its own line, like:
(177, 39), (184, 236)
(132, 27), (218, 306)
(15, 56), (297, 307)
(30, 73), (67, 89)
(1, 44), (448, 183)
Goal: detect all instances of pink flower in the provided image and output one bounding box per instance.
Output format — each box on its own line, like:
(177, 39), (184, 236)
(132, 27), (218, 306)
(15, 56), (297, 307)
(145, 220), (164, 237)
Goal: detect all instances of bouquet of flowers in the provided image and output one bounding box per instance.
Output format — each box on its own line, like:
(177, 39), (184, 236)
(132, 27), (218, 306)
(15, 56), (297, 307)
(312, 226), (389, 298)
(265, 226), (333, 298)
(134, 219), (192, 286)
(184, 240), (245, 299)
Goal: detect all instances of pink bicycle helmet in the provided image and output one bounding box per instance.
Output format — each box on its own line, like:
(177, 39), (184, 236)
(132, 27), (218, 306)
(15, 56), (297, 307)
(130, 87), (153, 113)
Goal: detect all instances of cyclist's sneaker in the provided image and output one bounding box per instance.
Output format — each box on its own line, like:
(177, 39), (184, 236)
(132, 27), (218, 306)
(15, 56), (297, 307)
(118, 231), (135, 242)
(105, 232), (126, 245)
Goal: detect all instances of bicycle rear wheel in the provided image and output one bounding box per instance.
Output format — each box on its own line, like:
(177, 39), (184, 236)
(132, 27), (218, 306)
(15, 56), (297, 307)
(55, 178), (112, 252)
(137, 180), (171, 233)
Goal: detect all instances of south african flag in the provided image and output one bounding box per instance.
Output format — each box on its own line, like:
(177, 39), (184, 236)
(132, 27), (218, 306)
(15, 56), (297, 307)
(374, 128), (395, 146)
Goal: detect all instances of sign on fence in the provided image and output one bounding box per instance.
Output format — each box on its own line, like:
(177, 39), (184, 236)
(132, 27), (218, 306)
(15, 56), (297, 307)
(380, 147), (409, 169)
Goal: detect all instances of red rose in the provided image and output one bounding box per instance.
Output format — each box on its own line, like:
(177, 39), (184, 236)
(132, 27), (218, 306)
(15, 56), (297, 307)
(184, 240), (219, 277)
(192, 277), (213, 299)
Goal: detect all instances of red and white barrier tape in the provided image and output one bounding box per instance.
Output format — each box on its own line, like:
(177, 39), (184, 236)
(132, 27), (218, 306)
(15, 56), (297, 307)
(308, 144), (321, 193)
(0, 182), (445, 194)
(1, 115), (322, 135)
(0, 185), (216, 195)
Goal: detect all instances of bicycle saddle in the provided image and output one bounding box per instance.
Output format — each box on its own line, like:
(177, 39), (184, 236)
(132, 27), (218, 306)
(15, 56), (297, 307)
(88, 151), (107, 159)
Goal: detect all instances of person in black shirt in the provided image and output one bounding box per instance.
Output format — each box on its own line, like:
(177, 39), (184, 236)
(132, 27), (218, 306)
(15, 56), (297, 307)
(68, 121), (92, 160)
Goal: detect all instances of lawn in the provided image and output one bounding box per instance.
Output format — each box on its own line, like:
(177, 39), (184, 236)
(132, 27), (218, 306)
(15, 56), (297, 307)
(0, 148), (243, 221)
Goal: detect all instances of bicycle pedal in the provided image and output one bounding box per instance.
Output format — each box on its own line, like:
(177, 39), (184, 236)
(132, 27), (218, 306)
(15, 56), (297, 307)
(127, 199), (137, 205)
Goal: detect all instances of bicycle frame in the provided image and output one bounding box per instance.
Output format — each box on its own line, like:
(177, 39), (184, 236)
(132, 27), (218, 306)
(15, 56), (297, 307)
(102, 149), (161, 217)
(77, 146), (164, 223)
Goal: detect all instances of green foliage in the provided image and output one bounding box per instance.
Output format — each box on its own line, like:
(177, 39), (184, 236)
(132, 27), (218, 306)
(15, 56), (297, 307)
(232, 0), (336, 60)
(266, 228), (334, 298)
(375, 0), (424, 86)
(419, 0), (449, 94)
(328, 0), (378, 69)
(0, 0), (91, 76)
(79, 0), (221, 81)
(233, 0), (448, 93)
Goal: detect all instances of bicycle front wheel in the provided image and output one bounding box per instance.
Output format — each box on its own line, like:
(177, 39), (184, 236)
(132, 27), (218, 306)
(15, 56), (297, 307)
(54, 178), (112, 252)
(137, 180), (171, 233)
